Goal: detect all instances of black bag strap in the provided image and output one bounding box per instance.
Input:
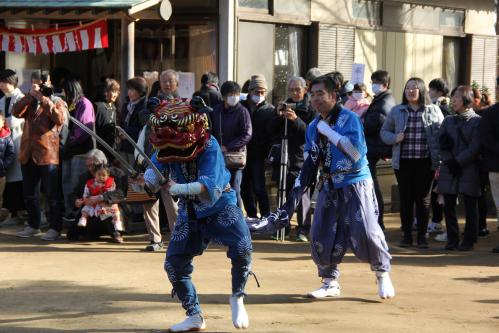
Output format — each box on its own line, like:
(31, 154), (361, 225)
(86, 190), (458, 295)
(4, 97), (12, 118)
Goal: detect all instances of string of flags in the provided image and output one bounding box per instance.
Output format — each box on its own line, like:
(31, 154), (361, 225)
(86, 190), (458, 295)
(0, 19), (108, 54)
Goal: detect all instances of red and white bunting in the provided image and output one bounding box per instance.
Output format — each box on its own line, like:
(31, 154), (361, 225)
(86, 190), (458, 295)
(0, 19), (108, 54)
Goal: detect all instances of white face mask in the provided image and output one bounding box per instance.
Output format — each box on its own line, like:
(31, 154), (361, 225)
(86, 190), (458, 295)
(352, 92), (364, 101)
(251, 94), (265, 105)
(226, 95), (239, 107)
(372, 83), (382, 95)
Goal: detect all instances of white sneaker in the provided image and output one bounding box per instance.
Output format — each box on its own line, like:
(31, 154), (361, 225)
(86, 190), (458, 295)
(427, 222), (442, 233)
(307, 280), (341, 298)
(435, 232), (448, 242)
(168, 314), (206, 332)
(41, 229), (60, 241)
(16, 226), (41, 238)
(230, 295), (249, 329)
(376, 271), (395, 299)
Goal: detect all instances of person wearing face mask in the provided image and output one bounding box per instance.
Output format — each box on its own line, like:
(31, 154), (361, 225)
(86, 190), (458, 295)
(381, 77), (443, 248)
(240, 74), (278, 218)
(344, 83), (371, 121)
(211, 81), (252, 208)
(363, 70), (396, 230)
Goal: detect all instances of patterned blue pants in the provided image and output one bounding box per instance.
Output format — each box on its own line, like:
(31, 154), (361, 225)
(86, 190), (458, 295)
(164, 204), (253, 316)
(311, 179), (391, 279)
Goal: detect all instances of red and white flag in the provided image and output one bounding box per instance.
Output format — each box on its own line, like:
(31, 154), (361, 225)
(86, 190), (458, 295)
(0, 19), (108, 54)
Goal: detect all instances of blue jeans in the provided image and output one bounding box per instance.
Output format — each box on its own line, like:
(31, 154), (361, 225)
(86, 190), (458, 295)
(241, 158), (270, 218)
(230, 169), (243, 208)
(164, 204), (252, 316)
(21, 159), (63, 231)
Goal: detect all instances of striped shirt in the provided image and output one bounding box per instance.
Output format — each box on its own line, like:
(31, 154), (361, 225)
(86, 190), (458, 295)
(400, 107), (429, 159)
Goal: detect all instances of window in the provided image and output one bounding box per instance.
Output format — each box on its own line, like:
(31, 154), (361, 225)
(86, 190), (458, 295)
(135, 20), (217, 90)
(273, 0), (310, 19)
(238, 0), (269, 10)
(352, 0), (381, 26)
(273, 25), (308, 105)
(440, 9), (464, 33)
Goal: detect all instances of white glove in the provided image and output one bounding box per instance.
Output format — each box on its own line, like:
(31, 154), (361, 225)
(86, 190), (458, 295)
(169, 182), (203, 196)
(317, 120), (342, 146)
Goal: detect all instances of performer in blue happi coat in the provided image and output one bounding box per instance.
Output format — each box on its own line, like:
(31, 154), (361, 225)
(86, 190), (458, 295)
(138, 97), (253, 332)
(250, 74), (395, 300)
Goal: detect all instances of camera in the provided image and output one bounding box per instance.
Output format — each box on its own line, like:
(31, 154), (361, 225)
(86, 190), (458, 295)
(278, 102), (297, 114)
(39, 72), (54, 97)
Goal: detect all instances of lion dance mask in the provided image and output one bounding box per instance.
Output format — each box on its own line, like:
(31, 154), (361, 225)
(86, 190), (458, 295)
(148, 97), (210, 163)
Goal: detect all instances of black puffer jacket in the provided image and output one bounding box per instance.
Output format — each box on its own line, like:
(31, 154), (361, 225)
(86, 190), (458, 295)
(364, 90), (396, 159)
(480, 103), (499, 172)
(241, 99), (279, 160)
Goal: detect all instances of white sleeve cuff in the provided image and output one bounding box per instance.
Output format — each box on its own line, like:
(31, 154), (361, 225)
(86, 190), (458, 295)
(317, 120), (342, 146)
(169, 182), (203, 196)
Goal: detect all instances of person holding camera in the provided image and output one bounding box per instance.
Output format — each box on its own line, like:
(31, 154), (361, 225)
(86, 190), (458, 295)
(13, 79), (67, 240)
(437, 86), (482, 251)
(273, 76), (315, 241)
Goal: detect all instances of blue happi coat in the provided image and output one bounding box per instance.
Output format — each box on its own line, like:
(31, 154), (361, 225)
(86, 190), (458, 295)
(151, 135), (237, 218)
(305, 107), (371, 188)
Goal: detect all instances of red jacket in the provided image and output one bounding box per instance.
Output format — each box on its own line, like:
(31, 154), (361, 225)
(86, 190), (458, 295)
(86, 177), (115, 196)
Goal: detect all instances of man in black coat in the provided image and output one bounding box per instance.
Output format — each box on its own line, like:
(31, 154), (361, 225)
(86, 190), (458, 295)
(193, 72), (223, 108)
(480, 92), (499, 253)
(363, 70), (395, 230)
(240, 74), (279, 218)
(273, 76), (316, 241)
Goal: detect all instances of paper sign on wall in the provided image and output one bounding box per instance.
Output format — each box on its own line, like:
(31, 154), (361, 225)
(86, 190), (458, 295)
(351, 63), (366, 85)
(177, 72), (196, 98)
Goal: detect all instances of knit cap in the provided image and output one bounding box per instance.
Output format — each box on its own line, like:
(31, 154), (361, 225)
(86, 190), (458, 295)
(248, 74), (268, 91)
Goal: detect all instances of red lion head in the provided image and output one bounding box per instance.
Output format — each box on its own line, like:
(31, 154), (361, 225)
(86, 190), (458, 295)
(148, 98), (210, 163)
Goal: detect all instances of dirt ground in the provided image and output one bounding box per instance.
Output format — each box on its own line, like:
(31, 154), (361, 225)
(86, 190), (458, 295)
(1, 213), (498, 333)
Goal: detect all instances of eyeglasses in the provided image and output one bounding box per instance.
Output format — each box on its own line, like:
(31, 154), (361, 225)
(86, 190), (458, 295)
(288, 88), (303, 93)
(405, 87), (419, 92)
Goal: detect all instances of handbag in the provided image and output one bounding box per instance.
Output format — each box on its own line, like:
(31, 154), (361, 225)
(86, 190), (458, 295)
(218, 109), (247, 170)
(224, 149), (247, 170)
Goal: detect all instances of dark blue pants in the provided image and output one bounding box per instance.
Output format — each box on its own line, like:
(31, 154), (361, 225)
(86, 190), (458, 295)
(368, 157), (385, 229)
(21, 159), (63, 231)
(230, 169), (243, 209)
(164, 204), (252, 316)
(241, 158), (270, 218)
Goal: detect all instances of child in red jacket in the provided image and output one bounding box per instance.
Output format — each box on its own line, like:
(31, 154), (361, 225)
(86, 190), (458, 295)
(75, 165), (123, 239)
(0, 114), (14, 221)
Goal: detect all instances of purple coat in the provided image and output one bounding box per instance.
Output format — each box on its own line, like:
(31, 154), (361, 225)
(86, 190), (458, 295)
(210, 102), (252, 152)
(63, 96), (95, 159)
